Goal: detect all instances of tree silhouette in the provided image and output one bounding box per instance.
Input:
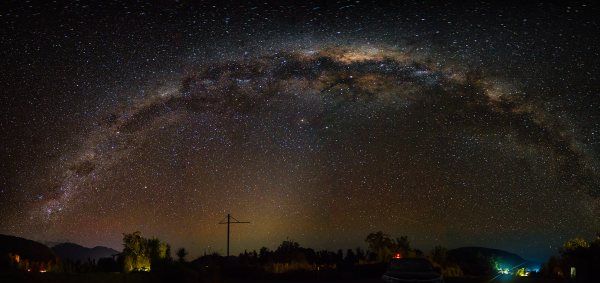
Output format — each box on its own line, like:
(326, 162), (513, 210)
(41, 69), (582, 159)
(395, 236), (411, 255)
(176, 248), (188, 263)
(365, 231), (395, 262)
(258, 247), (272, 264)
(146, 237), (171, 271)
(355, 247), (366, 263)
(430, 245), (448, 266)
(274, 240), (308, 263)
(344, 249), (357, 265)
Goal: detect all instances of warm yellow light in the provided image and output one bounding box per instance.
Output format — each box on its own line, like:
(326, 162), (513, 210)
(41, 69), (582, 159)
(516, 268), (528, 277)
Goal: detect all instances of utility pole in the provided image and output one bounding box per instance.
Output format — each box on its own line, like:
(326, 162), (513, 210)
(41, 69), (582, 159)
(218, 213), (250, 257)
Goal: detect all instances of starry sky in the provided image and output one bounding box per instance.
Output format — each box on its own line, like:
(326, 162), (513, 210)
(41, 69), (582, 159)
(0, 1), (599, 262)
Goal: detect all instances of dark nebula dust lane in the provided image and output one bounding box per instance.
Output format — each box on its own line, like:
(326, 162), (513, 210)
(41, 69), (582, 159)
(1, 1), (599, 262)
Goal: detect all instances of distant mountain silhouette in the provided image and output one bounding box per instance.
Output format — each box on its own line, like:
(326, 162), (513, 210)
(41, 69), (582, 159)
(52, 242), (119, 262)
(447, 247), (536, 276)
(0, 234), (58, 271)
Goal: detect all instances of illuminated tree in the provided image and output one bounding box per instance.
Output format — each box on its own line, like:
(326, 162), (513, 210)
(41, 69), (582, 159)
(122, 231), (151, 272)
(562, 238), (590, 252)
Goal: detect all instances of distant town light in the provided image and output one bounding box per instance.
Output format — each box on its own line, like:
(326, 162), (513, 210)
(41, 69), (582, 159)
(516, 267), (528, 276)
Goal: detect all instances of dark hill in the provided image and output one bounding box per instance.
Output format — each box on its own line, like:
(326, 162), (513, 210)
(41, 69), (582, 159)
(0, 234), (58, 271)
(447, 247), (533, 276)
(52, 242), (119, 262)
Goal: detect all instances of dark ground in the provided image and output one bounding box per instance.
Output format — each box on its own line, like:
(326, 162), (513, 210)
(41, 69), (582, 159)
(0, 272), (572, 283)
(228, 278), (566, 283)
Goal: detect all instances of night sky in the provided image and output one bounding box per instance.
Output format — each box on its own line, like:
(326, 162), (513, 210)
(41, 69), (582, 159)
(1, 1), (599, 262)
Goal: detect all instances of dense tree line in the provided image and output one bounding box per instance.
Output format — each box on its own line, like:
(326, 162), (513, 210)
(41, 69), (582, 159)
(9, 230), (598, 282)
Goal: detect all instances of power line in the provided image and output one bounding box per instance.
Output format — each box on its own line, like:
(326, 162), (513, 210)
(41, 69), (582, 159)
(218, 213), (250, 257)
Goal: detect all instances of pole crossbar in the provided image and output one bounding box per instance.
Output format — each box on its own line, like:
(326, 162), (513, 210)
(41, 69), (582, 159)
(218, 213), (250, 256)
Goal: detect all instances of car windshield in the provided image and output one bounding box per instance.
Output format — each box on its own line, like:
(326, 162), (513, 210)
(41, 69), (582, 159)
(389, 259), (434, 272)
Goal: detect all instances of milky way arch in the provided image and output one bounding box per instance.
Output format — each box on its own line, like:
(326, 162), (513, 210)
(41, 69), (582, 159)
(35, 44), (598, 242)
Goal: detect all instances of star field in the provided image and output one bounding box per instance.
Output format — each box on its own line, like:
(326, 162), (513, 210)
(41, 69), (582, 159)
(0, 1), (599, 262)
